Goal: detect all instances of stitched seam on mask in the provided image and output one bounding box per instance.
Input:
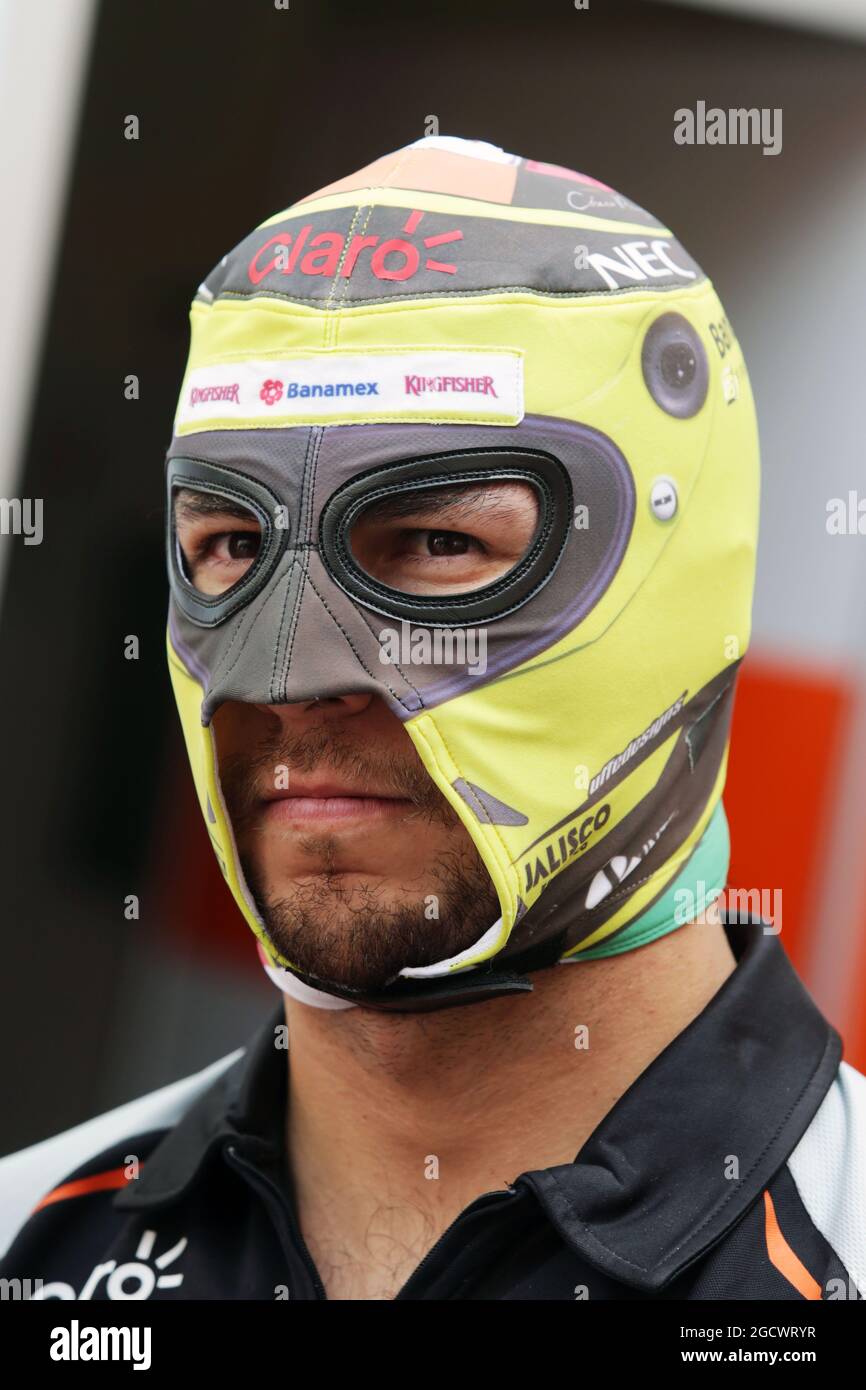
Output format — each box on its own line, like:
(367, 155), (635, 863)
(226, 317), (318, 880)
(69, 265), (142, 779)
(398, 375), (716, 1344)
(323, 147), (414, 342)
(323, 203), (368, 335)
(325, 203), (368, 350)
(273, 428), (321, 700)
(300, 572), (416, 715)
(214, 280), (705, 307)
(207, 607), (247, 686)
(349, 603), (425, 708)
(268, 555), (302, 702)
(420, 713), (515, 914)
(279, 425), (324, 695)
(536, 816), (702, 948)
(214, 566), (294, 689)
(585, 865), (666, 917)
(208, 541), (292, 685)
(596, 847), (692, 913)
(331, 152), (412, 312)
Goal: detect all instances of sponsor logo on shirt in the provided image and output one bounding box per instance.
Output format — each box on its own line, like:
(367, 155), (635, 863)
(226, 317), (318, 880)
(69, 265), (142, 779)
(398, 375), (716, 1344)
(32, 1229), (187, 1301)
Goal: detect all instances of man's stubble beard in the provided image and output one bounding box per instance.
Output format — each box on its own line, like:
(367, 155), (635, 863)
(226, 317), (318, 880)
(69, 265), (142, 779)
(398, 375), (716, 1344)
(218, 721), (501, 993)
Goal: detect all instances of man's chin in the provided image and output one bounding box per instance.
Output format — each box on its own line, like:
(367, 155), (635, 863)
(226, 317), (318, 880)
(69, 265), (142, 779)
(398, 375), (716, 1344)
(247, 872), (501, 995)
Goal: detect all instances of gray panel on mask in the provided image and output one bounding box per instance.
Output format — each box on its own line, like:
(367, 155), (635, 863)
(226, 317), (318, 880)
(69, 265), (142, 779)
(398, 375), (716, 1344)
(166, 414), (634, 721)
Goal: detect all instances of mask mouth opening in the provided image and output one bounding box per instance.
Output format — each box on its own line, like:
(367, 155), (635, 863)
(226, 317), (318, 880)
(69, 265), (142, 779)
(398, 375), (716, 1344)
(318, 447), (573, 627)
(166, 455), (290, 627)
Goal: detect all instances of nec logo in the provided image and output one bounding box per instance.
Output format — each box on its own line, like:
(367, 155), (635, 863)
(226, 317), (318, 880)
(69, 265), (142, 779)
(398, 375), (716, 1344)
(248, 210), (463, 286)
(587, 239), (696, 290)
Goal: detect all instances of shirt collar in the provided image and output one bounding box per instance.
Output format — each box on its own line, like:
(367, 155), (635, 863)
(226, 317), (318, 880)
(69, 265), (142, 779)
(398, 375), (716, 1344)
(113, 1000), (286, 1212)
(114, 915), (841, 1294)
(520, 915), (841, 1290)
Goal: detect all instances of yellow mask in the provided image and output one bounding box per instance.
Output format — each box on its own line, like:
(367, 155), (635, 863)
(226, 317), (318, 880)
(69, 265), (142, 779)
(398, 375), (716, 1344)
(165, 137), (759, 1011)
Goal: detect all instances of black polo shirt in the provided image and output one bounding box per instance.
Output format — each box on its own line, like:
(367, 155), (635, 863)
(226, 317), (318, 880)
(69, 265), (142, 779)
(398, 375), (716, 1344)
(1, 916), (861, 1300)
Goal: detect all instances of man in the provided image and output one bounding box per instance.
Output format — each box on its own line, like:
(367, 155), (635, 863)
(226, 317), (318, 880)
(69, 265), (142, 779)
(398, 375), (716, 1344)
(1, 136), (863, 1301)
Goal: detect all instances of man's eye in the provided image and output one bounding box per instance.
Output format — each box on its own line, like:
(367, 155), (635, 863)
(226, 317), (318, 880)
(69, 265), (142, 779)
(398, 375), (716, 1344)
(172, 487), (267, 598)
(412, 530), (477, 557)
(177, 524), (262, 596)
(347, 480), (539, 597)
(211, 531), (261, 562)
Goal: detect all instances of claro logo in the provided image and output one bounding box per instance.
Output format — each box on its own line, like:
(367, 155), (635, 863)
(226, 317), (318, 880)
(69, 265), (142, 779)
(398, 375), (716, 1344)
(248, 209), (463, 286)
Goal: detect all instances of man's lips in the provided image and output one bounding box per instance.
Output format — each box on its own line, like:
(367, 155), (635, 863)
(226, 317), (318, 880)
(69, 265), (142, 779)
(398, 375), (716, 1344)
(260, 782), (414, 824)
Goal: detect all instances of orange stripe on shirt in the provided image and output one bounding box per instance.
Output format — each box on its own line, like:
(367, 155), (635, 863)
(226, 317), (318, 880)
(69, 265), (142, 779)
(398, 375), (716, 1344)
(763, 1189), (823, 1299)
(32, 1166), (131, 1212)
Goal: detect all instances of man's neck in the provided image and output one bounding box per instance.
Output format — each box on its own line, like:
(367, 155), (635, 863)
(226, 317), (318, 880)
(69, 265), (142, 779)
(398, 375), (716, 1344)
(283, 906), (736, 1299)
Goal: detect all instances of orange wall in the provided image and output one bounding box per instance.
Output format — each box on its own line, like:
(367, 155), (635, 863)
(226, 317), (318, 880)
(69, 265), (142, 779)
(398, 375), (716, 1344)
(725, 655), (858, 1061)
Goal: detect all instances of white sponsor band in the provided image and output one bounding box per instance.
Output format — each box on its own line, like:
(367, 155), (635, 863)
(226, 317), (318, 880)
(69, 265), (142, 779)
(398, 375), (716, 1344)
(175, 350), (524, 432)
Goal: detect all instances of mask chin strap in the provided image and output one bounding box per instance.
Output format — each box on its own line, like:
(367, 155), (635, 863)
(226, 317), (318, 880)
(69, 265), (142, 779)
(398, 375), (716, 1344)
(257, 917), (505, 1009)
(256, 918), (568, 1014)
(396, 916), (505, 979)
(256, 943), (358, 1010)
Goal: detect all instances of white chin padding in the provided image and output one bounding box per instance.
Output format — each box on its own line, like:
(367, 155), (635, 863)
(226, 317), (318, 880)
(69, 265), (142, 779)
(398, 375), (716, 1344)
(397, 917), (504, 979)
(260, 957), (358, 1010)
(259, 916), (504, 1006)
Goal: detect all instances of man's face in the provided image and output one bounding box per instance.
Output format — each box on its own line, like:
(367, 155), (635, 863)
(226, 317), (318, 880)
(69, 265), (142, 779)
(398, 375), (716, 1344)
(210, 696), (498, 993)
(172, 482), (543, 993)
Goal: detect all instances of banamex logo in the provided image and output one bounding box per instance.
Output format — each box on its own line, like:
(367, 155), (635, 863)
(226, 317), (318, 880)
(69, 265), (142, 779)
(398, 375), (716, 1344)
(259, 379), (284, 406)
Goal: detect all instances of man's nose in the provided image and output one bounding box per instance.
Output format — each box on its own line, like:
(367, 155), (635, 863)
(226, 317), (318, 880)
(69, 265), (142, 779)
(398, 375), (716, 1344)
(198, 558), (423, 722)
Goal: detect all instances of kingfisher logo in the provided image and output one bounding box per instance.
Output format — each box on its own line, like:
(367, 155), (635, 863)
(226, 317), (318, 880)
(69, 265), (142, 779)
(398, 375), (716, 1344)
(248, 209), (464, 286)
(189, 383), (240, 406)
(404, 374), (498, 398)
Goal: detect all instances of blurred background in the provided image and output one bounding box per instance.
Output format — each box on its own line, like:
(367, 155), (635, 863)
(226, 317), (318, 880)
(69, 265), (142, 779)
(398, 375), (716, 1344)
(1, 0), (865, 1154)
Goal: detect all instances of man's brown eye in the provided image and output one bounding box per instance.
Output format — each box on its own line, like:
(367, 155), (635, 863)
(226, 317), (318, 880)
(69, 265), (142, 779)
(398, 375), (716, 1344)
(347, 478), (539, 597)
(173, 485), (264, 597)
(228, 533), (260, 560)
(427, 532), (470, 556)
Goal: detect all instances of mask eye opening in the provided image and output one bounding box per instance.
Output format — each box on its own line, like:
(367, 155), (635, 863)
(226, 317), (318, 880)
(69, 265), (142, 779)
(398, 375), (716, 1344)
(318, 448), (573, 628)
(166, 456), (288, 628)
(338, 471), (550, 601)
(175, 529), (193, 585)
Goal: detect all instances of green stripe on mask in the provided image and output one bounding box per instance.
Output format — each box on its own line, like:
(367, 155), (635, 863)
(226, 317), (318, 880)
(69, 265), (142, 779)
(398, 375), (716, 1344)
(567, 800), (729, 961)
